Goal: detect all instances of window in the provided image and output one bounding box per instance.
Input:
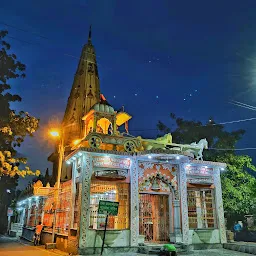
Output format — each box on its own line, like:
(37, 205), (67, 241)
(43, 192), (54, 229)
(89, 180), (130, 230)
(187, 189), (216, 229)
(43, 181), (72, 234)
(56, 185), (72, 234)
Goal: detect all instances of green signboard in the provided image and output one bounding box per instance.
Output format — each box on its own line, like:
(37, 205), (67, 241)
(98, 200), (119, 216)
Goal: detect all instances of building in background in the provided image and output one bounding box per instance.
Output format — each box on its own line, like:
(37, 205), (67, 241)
(15, 27), (227, 254)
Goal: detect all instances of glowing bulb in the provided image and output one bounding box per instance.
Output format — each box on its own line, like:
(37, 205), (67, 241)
(148, 155), (152, 159)
(73, 139), (80, 146)
(176, 156), (180, 160)
(66, 160), (71, 165)
(50, 130), (60, 137)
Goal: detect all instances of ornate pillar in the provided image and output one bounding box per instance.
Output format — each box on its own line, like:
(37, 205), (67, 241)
(71, 159), (77, 228)
(213, 167), (227, 243)
(41, 198), (45, 224)
(26, 200), (31, 226)
(173, 199), (182, 243)
(130, 157), (139, 246)
(35, 199), (39, 226)
(21, 208), (25, 225)
(79, 153), (93, 248)
(179, 163), (189, 244)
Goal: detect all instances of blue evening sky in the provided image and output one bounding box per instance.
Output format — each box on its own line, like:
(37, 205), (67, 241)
(1, 0), (256, 187)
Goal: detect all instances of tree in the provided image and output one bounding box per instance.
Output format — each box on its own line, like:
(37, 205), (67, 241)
(157, 113), (256, 222)
(0, 30), (40, 177)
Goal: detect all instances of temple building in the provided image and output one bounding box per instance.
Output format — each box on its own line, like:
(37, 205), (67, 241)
(16, 27), (227, 254)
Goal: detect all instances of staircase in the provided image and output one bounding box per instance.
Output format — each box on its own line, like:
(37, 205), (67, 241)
(138, 243), (190, 255)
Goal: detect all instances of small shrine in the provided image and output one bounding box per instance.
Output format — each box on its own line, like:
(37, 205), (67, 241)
(16, 27), (227, 255)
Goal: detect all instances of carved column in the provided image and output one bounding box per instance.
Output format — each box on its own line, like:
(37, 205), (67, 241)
(41, 198), (45, 224)
(71, 158), (77, 228)
(130, 156), (139, 246)
(179, 163), (189, 244)
(213, 167), (227, 243)
(26, 200), (31, 226)
(35, 199), (39, 226)
(79, 153), (93, 248)
(173, 200), (182, 242)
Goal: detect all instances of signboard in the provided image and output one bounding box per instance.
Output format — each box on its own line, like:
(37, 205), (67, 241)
(98, 200), (119, 216)
(186, 165), (213, 176)
(7, 208), (13, 217)
(95, 170), (128, 180)
(187, 177), (214, 184)
(93, 156), (131, 169)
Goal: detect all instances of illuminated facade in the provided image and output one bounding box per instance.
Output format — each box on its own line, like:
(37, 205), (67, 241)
(17, 27), (227, 254)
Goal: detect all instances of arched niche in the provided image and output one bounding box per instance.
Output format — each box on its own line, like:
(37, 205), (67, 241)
(97, 117), (112, 134)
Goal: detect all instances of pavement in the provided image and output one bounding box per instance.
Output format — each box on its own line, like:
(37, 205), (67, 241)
(0, 234), (253, 256)
(0, 235), (68, 256)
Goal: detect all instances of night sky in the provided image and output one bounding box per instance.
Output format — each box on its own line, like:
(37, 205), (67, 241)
(1, 0), (256, 188)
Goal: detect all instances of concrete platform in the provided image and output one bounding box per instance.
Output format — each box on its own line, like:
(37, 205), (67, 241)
(224, 242), (256, 255)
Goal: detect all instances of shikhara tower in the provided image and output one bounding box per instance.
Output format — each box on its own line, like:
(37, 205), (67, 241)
(49, 26), (101, 182)
(62, 26), (101, 144)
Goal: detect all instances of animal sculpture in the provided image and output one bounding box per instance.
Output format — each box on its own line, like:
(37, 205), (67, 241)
(138, 133), (173, 150)
(185, 138), (208, 160)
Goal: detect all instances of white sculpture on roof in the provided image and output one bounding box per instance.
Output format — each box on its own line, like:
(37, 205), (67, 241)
(186, 138), (208, 160)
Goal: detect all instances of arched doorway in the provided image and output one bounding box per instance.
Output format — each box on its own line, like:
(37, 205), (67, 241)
(138, 162), (178, 244)
(97, 118), (112, 134)
(139, 174), (176, 243)
(139, 192), (170, 242)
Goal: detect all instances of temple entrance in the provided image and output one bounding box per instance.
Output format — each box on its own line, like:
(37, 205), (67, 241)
(139, 193), (170, 243)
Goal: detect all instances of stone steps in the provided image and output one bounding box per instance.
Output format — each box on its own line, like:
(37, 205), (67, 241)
(138, 243), (189, 255)
(224, 242), (256, 255)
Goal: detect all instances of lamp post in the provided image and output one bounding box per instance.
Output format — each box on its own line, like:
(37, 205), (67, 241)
(49, 129), (64, 243)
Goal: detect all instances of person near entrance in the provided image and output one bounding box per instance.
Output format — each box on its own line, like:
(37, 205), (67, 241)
(159, 244), (177, 256)
(34, 221), (43, 246)
(233, 221), (242, 241)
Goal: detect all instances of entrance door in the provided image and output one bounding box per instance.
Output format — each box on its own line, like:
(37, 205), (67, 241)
(139, 194), (170, 243)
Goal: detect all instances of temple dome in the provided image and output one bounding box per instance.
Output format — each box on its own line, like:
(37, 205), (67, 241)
(92, 103), (115, 113)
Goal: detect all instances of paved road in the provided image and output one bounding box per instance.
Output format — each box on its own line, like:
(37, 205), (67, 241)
(187, 249), (250, 256)
(0, 235), (252, 256)
(0, 235), (67, 256)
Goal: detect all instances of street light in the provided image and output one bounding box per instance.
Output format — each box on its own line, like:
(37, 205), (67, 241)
(49, 128), (80, 243)
(49, 128), (64, 243)
(49, 130), (60, 137)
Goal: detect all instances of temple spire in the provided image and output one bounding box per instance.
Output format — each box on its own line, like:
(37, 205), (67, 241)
(62, 26), (100, 144)
(88, 25), (92, 43)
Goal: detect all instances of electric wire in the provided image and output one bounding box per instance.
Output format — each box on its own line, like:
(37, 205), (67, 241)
(229, 100), (256, 111)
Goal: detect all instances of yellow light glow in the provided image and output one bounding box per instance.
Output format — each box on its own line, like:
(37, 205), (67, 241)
(73, 139), (80, 146)
(50, 130), (60, 137)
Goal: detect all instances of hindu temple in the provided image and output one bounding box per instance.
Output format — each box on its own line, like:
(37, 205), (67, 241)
(15, 27), (227, 255)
